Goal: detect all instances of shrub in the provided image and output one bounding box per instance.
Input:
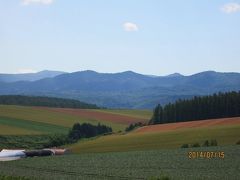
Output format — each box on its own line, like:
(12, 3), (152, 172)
(191, 143), (200, 148)
(181, 144), (189, 148)
(210, 139), (218, 146)
(44, 134), (70, 148)
(125, 122), (143, 132)
(202, 140), (209, 147)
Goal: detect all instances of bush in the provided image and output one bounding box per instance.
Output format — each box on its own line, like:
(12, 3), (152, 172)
(181, 144), (189, 148)
(0, 135), (68, 149)
(125, 122), (143, 132)
(44, 134), (70, 148)
(191, 143), (200, 148)
(202, 140), (209, 147)
(210, 139), (218, 146)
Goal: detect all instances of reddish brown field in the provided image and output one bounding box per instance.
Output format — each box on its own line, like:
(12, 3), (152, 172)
(40, 107), (147, 124)
(135, 117), (240, 133)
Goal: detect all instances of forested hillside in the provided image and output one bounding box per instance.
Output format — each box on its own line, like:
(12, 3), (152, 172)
(0, 95), (99, 109)
(149, 91), (240, 124)
(0, 70), (240, 109)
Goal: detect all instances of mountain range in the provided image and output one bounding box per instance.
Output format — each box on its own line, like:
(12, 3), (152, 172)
(0, 70), (240, 109)
(0, 70), (65, 82)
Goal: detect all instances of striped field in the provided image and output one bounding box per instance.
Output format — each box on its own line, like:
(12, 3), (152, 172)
(0, 105), (151, 135)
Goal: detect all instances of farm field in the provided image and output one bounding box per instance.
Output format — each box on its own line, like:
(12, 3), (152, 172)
(0, 116), (68, 134)
(0, 145), (239, 180)
(96, 109), (152, 119)
(0, 124), (41, 135)
(135, 117), (240, 133)
(0, 105), (151, 135)
(40, 107), (150, 125)
(69, 119), (240, 153)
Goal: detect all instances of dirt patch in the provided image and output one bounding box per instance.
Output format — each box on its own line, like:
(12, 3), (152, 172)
(135, 117), (240, 133)
(37, 107), (146, 125)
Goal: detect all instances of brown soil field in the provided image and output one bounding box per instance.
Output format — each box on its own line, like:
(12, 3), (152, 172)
(135, 117), (240, 133)
(39, 107), (147, 124)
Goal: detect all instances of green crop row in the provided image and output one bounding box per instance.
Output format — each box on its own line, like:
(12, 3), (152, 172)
(0, 145), (239, 180)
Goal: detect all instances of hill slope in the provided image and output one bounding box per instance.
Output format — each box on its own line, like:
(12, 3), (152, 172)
(0, 95), (99, 109)
(0, 105), (151, 135)
(69, 117), (240, 153)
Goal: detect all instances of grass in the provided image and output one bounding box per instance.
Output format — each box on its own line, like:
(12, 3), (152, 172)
(0, 105), (97, 127)
(0, 116), (69, 134)
(96, 109), (152, 120)
(0, 105), (239, 179)
(69, 124), (240, 153)
(0, 124), (40, 135)
(0, 105), (148, 134)
(0, 145), (239, 180)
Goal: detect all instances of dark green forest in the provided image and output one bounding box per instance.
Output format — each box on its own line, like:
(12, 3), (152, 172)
(149, 91), (240, 125)
(0, 95), (99, 109)
(68, 123), (112, 141)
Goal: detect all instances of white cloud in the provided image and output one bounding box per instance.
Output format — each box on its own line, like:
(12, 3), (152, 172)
(22, 0), (54, 6)
(123, 22), (139, 32)
(221, 3), (240, 13)
(17, 68), (37, 74)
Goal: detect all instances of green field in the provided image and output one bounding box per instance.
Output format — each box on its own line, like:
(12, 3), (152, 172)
(0, 124), (40, 135)
(0, 105), (151, 135)
(0, 105), (240, 179)
(69, 124), (240, 153)
(0, 145), (239, 180)
(0, 116), (68, 134)
(97, 109), (152, 119)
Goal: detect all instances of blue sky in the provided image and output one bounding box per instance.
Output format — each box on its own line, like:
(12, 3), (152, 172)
(0, 0), (240, 75)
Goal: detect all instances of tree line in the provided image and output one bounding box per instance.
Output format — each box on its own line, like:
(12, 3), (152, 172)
(0, 95), (99, 109)
(0, 123), (113, 149)
(125, 122), (144, 132)
(68, 123), (112, 141)
(149, 91), (240, 125)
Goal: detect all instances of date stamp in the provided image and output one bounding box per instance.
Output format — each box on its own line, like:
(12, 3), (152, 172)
(188, 151), (224, 159)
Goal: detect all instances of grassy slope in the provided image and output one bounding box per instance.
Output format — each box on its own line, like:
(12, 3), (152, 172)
(96, 109), (152, 120)
(0, 145), (239, 180)
(0, 105), (149, 135)
(0, 124), (41, 135)
(0, 105), (97, 127)
(0, 116), (68, 134)
(69, 124), (240, 153)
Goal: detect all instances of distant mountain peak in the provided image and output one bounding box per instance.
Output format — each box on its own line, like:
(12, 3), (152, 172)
(37, 70), (66, 74)
(82, 70), (98, 73)
(166, 73), (183, 77)
(0, 70), (66, 83)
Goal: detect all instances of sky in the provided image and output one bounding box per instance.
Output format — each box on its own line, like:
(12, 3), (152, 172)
(0, 0), (240, 75)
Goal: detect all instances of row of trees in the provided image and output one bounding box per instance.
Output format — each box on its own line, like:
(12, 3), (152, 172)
(68, 123), (112, 141)
(0, 95), (99, 109)
(125, 122), (144, 132)
(149, 91), (240, 125)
